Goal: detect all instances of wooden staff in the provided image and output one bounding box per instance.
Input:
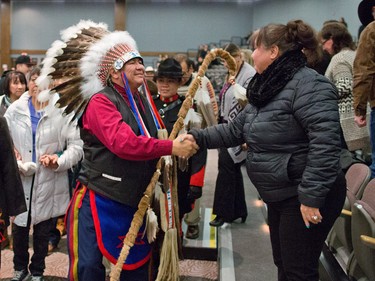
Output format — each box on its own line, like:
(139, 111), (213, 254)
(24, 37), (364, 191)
(110, 48), (237, 281)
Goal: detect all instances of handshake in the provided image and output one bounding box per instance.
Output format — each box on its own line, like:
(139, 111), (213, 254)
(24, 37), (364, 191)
(172, 133), (199, 159)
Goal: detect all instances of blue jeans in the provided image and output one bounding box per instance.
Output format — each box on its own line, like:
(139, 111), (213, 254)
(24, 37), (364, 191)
(370, 109), (375, 178)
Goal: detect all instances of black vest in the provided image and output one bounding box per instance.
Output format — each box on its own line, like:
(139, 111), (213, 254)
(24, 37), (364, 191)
(78, 86), (158, 207)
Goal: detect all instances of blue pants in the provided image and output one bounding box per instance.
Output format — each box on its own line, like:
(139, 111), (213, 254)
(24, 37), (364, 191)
(66, 189), (150, 281)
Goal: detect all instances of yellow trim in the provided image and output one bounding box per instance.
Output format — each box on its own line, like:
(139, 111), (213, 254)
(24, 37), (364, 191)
(361, 235), (375, 249)
(341, 209), (352, 217)
(72, 187), (86, 281)
(209, 213), (217, 248)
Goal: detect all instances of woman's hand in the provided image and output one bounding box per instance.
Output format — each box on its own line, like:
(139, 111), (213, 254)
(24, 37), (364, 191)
(300, 204), (322, 228)
(14, 148), (22, 161)
(172, 134), (199, 158)
(241, 143), (248, 151)
(39, 154), (59, 170)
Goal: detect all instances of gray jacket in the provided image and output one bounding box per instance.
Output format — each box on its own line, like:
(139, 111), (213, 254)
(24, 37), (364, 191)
(190, 67), (343, 208)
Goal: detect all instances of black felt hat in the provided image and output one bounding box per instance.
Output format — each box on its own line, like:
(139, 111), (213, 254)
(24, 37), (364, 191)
(358, 0), (375, 26)
(156, 58), (183, 80)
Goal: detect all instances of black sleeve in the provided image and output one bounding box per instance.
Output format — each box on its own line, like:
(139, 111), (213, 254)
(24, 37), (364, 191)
(189, 108), (247, 150)
(0, 117), (26, 226)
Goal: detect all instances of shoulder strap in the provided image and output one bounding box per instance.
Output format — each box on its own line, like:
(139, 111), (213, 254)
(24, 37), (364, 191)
(158, 99), (182, 116)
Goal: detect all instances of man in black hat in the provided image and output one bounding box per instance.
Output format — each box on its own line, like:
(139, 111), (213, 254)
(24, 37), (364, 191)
(173, 53), (218, 239)
(15, 55), (35, 77)
(353, 0), (375, 178)
(154, 58), (207, 237)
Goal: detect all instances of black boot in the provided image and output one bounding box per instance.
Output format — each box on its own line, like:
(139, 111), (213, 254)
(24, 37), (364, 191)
(209, 216), (224, 227)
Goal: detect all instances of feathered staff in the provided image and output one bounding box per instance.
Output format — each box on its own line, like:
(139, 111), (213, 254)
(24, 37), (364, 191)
(36, 19), (237, 281)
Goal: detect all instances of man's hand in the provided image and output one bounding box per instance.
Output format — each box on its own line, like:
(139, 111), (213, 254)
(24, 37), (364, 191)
(172, 134), (199, 158)
(354, 115), (367, 127)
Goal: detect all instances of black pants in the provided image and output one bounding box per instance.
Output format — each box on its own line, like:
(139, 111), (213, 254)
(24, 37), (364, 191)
(213, 147), (247, 221)
(48, 216), (62, 247)
(267, 174), (346, 281)
(12, 219), (52, 276)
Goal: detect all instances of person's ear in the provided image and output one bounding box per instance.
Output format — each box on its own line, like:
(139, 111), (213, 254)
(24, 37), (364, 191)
(109, 67), (121, 79)
(270, 45), (280, 60)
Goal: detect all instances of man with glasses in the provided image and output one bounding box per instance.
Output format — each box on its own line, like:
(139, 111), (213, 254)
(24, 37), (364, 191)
(174, 53), (218, 239)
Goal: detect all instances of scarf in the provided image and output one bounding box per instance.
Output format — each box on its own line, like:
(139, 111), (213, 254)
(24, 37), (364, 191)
(247, 50), (307, 108)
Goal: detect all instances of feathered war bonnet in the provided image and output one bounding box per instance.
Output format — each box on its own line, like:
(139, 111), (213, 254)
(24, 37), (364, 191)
(37, 19), (142, 119)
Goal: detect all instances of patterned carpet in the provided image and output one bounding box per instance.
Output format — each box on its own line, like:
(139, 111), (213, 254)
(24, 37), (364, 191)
(0, 235), (217, 281)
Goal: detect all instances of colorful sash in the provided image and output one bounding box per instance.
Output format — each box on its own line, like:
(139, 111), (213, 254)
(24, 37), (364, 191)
(66, 185), (151, 280)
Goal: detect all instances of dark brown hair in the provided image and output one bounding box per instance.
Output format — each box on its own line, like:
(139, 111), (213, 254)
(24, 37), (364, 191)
(3, 71), (27, 97)
(173, 53), (195, 71)
(319, 22), (355, 54)
(223, 43), (241, 57)
(255, 19), (320, 66)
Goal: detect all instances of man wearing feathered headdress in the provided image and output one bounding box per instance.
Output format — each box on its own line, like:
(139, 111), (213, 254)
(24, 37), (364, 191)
(37, 20), (198, 281)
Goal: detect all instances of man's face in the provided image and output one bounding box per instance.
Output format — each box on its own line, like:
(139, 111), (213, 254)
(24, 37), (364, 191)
(122, 58), (145, 90)
(16, 63), (32, 76)
(180, 61), (193, 86)
(145, 71), (155, 81)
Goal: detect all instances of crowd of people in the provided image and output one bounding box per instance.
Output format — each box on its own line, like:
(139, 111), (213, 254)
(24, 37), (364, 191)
(0, 0), (374, 280)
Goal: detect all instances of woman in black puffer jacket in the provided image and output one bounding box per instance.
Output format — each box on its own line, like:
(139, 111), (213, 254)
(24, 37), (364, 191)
(188, 19), (346, 281)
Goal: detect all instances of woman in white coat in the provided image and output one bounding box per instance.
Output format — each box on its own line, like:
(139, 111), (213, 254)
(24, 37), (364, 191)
(4, 67), (83, 281)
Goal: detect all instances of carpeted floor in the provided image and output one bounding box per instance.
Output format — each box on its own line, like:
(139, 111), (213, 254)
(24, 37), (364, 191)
(0, 235), (217, 281)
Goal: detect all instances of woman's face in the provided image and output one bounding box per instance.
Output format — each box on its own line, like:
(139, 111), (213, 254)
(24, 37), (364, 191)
(28, 73), (39, 98)
(156, 77), (180, 98)
(321, 38), (334, 55)
(251, 44), (274, 74)
(9, 76), (26, 102)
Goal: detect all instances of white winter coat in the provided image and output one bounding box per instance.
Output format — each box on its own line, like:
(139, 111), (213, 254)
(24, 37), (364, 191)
(4, 92), (83, 226)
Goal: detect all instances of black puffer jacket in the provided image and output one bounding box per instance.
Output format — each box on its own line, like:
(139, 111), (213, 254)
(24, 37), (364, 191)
(190, 66), (344, 208)
(0, 117), (26, 227)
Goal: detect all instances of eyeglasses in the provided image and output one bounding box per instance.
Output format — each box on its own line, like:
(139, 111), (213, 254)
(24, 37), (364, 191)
(320, 38), (330, 46)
